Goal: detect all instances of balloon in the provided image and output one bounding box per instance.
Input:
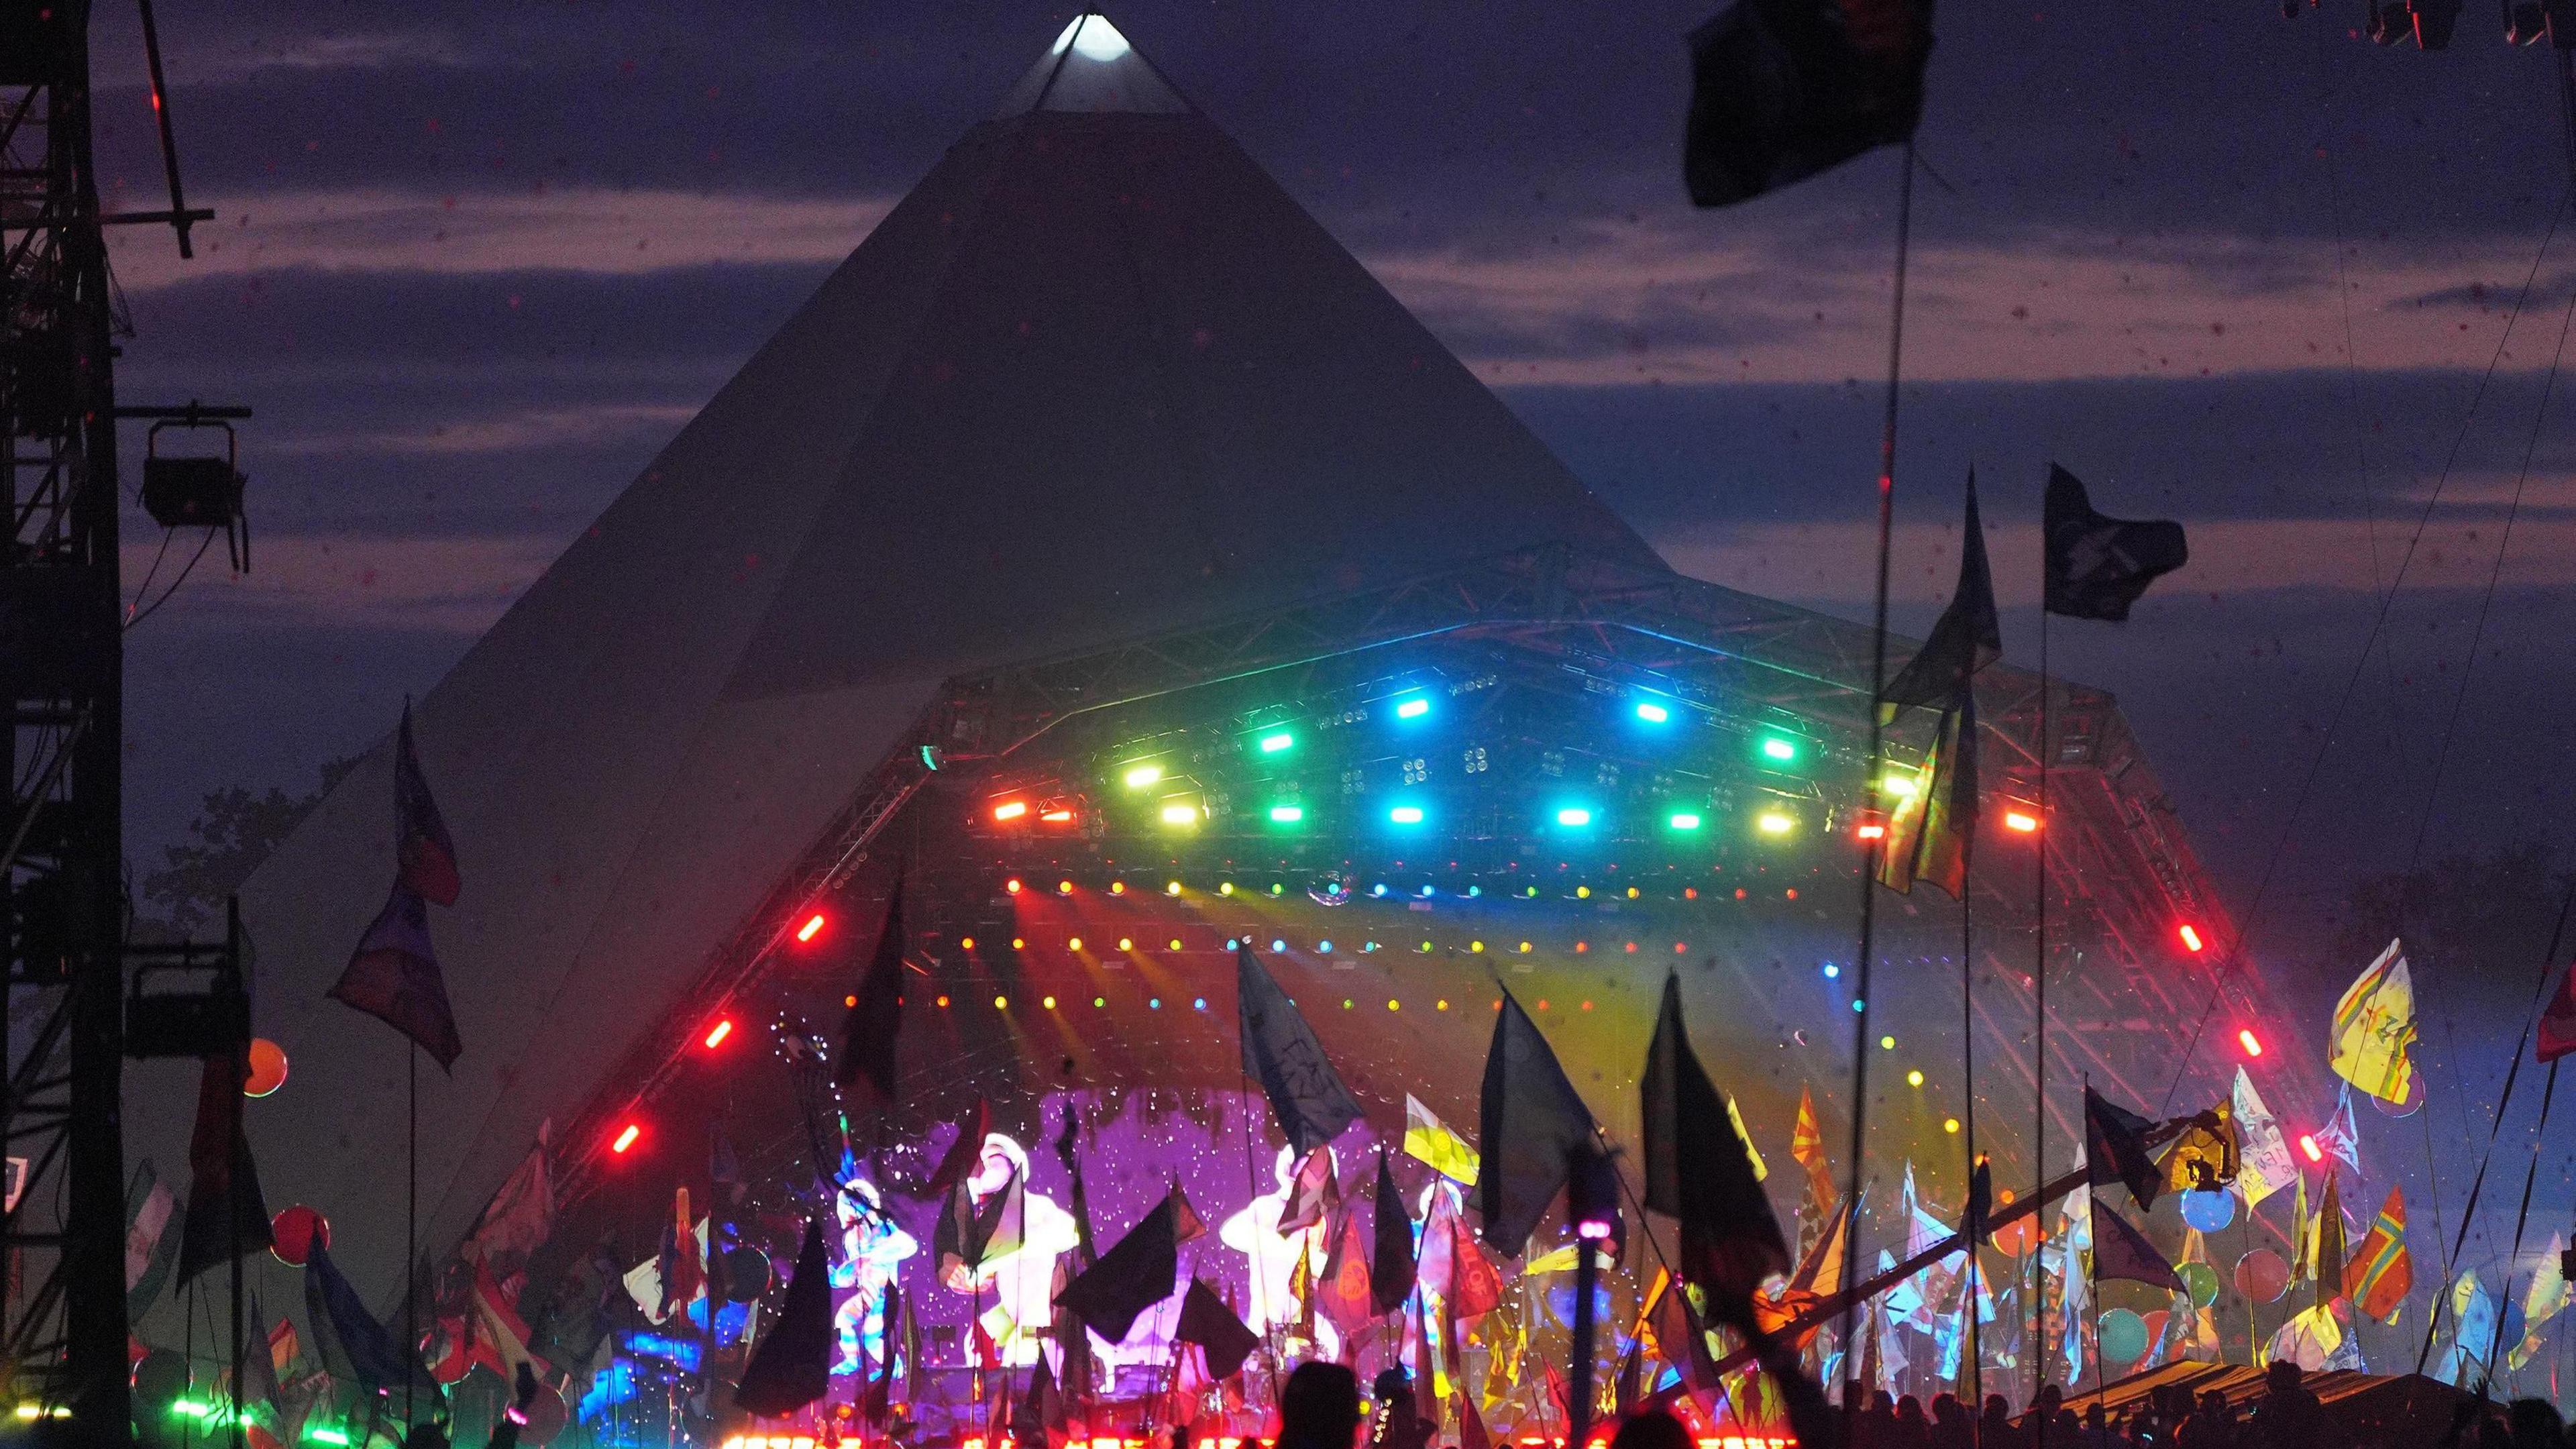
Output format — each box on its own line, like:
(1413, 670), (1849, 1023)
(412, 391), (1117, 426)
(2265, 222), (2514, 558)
(519, 1385), (568, 1448)
(2181, 1188), (2237, 1232)
(2371, 1076), (2425, 1118)
(2179, 1260), (2222, 1309)
(131, 1348), (189, 1408)
(1990, 1206), (2039, 1258)
(2235, 1248), (2290, 1304)
(2099, 1308), (2149, 1366)
(244, 1038), (289, 1097)
(270, 1204), (329, 1267)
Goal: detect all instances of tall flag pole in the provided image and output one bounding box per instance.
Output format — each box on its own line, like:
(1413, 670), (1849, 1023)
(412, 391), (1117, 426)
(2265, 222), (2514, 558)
(2033, 468), (2186, 1409)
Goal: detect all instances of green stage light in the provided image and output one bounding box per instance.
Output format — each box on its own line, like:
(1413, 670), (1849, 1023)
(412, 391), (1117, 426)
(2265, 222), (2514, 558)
(1668, 812), (1703, 831)
(1269, 804), (1305, 822)
(1258, 731), (1295, 754)
(1760, 736), (1800, 763)
(1122, 762), (1163, 789)
(1556, 807), (1593, 827)
(1396, 696), (1431, 719)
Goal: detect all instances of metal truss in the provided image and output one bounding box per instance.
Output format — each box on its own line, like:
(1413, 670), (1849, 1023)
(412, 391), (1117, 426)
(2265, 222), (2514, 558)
(557, 544), (2291, 1203)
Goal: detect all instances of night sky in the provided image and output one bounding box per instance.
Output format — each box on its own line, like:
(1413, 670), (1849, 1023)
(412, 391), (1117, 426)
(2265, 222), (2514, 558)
(93, 9), (2576, 1001)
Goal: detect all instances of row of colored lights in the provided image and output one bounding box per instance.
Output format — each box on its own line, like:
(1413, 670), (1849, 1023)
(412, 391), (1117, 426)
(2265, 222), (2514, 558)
(1002, 877), (1791, 902)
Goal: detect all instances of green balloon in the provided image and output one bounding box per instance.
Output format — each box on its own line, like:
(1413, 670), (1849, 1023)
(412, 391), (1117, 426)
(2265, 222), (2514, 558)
(2100, 1307), (2149, 1365)
(2179, 1260), (2222, 1309)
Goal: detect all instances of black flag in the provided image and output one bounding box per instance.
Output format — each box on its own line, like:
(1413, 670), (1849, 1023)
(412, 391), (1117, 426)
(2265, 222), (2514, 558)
(2089, 1201), (2183, 1291)
(1370, 1150), (1417, 1315)
(1055, 1193), (1182, 1344)
(1684, 0), (1934, 208)
(1236, 945), (1364, 1155)
(737, 1219), (833, 1416)
(1641, 975), (1790, 1324)
(2084, 1085), (2164, 1211)
(2043, 465), (2188, 622)
(177, 1048), (273, 1285)
(1011, 1350), (1065, 1442)
(1477, 991), (1597, 1254)
(393, 701), (461, 906)
(1881, 472), (2002, 718)
(836, 873), (908, 1099)
(1173, 1279), (1261, 1381)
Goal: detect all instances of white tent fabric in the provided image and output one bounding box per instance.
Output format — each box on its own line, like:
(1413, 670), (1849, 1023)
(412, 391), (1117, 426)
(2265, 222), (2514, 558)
(131, 15), (1665, 1317)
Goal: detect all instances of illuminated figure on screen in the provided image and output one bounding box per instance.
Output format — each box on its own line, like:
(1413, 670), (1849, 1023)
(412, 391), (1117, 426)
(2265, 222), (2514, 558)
(1220, 1144), (1340, 1360)
(830, 1177), (916, 1377)
(938, 1133), (1079, 1366)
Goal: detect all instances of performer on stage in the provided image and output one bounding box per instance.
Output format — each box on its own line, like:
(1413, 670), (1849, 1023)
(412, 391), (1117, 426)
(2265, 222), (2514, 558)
(937, 1132), (1079, 1366)
(830, 1177), (917, 1377)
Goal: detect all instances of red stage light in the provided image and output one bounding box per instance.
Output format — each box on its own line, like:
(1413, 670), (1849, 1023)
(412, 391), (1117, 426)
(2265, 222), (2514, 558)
(796, 912), (826, 944)
(2237, 1028), (2263, 1058)
(1857, 822), (1886, 841)
(992, 800), (1029, 822)
(612, 1123), (641, 1155)
(2004, 810), (2039, 833)
(1040, 809), (1074, 823)
(702, 1019), (734, 1051)
(2178, 923), (2206, 953)
(2299, 1134), (2323, 1163)
(1006, 877), (1023, 894)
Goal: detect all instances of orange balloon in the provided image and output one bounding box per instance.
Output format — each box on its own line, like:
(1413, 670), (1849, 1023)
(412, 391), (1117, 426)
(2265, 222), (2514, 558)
(1988, 1212), (2039, 1258)
(244, 1038), (288, 1098)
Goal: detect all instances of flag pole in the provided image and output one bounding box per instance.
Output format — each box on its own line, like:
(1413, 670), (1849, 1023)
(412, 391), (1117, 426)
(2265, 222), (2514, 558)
(2031, 594), (2051, 1417)
(1838, 127), (1920, 1414)
(1961, 828), (1982, 1439)
(407, 1040), (418, 1428)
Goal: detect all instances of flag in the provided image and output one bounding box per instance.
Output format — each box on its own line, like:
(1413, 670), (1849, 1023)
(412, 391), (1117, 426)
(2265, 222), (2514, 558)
(1316, 1208), (1377, 1337)
(2313, 1085), (2363, 1176)
(2089, 1202), (2182, 1291)
(2316, 1173), (2347, 1313)
(1789, 1085), (1836, 1212)
(2041, 465), (2190, 622)
(392, 701), (461, 906)
(835, 875), (908, 1099)
(1457, 1388), (1493, 1449)
(737, 1219), (833, 1415)
(1638, 1267), (1723, 1393)
(464, 1130), (555, 1268)
(1055, 1193), (1181, 1344)
(2508, 1232), (2568, 1371)
(2436, 1272), (2500, 1385)
(655, 1187), (704, 1320)
(936, 1157), (1023, 1283)
(1170, 1180), (1208, 1244)
(304, 1242), (416, 1393)
(1682, 0), (1933, 207)
(1424, 1193), (1503, 1323)
(2330, 938), (2419, 1106)
(178, 1048), (274, 1285)
(2343, 1186), (2411, 1323)
(2263, 1298), (2359, 1373)
(2084, 1086), (2163, 1210)
(2159, 1104), (2240, 1196)
(1371, 1150), (1417, 1315)
(239, 1288), (287, 1449)
(2542, 963), (2576, 1063)
(1236, 945), (1364, 1155)
(2290, 1172), (2312, 1285)
(1641, 973), (1790, 1324)
(1277, 1144), (1341, 1235)
(125, 1159), (178, 1317)
(1875, 689), (1976, 900)
(469, 1264), (545, 1385)
(1882, 473), (2002, 716)
(1403, 1095), (1481, 1185)
(2231, 1069), (2295, 1211)
(1174, 1279), (1260, 1380)
(1476, 991), (1597, 1253)
(329, 882), (463, 1069)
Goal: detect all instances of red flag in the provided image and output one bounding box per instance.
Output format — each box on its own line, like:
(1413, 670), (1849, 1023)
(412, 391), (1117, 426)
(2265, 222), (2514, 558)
(2542, 963), (2576, 1063)
(1457, 1391), (1492, 1449)
(1440, 1207), (1503, 1322)
(177, 1048), (273, 1285)
(1315, 1208), (1377, 1338)
(393, 702), (461, 906)
(1790, 1085), (1836, 1211)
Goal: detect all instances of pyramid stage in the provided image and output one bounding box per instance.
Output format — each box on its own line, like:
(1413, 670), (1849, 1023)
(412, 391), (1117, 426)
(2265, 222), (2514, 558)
(140, 16), (2296, 1448)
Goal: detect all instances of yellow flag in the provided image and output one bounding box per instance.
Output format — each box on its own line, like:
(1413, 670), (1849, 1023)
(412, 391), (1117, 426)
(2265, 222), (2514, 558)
(2330, 938), (2418, 1106)
(1404, 1095), (1481, 1185)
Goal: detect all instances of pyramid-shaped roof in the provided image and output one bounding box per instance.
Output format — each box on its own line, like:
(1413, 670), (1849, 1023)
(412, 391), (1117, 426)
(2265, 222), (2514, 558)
(139, 15), (1666, 1309)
